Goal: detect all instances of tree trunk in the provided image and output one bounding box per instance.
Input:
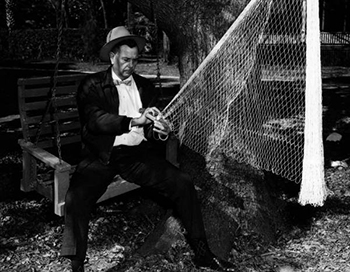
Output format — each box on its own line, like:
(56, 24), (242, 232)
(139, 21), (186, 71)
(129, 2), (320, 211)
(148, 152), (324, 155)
(99, 0), (108, 28)
(127, 0), (288, 258)
(4, 0), (15, 56)
(81, 0), (99, 61)
(5, 0), (15, 32)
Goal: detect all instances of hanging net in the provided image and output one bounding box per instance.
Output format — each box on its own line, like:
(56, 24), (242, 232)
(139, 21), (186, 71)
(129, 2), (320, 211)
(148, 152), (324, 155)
(162, 0), (327, 206)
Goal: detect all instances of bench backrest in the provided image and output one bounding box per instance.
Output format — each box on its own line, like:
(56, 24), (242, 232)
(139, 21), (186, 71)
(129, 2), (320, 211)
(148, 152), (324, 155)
(18, 73), (86, 150)
(18, 73), (179, 151)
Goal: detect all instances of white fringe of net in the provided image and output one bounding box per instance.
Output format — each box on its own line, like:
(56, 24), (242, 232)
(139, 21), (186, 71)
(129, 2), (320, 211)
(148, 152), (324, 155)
(162, 0), (327, 206)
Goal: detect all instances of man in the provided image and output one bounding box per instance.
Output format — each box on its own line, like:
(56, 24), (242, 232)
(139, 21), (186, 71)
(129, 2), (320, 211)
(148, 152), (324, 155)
(60, 26), (235, 272)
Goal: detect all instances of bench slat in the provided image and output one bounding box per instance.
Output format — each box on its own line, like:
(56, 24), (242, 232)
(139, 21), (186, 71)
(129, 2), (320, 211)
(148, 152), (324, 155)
(21, 85), (77, 98)
(24, 110), (79, 126)
(26, 121), (81, 138)
(18, 74), (86, 86)
(23, 97), (77, 111)
(36, 134), (82, 149)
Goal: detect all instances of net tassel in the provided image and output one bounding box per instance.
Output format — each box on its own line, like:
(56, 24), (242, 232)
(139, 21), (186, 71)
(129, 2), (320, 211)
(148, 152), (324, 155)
(298, 0), (327, 206)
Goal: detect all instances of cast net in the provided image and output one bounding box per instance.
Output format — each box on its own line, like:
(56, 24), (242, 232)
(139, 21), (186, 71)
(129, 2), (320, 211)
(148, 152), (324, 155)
(162, 0), (327, 205)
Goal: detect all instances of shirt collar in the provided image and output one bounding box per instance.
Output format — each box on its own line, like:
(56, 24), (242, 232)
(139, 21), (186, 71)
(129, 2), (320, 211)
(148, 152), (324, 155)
(111, 69), (133, 84)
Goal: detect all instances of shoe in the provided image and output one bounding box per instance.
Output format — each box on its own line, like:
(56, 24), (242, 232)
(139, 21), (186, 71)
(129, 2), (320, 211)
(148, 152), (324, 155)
(193, 255), (236, 271)
(71, 260), (84, 272)
(189, 238), (236, 271)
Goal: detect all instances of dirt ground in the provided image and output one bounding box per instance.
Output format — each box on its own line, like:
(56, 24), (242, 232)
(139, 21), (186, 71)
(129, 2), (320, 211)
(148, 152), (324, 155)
(1, 61), (350, 272)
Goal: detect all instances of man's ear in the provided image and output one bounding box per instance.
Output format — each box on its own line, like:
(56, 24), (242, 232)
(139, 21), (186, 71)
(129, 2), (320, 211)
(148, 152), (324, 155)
(109, 52), (116, 64)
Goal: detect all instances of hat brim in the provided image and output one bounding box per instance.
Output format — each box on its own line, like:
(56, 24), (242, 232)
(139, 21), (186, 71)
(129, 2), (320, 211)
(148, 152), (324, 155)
(99, 35), (146, 62)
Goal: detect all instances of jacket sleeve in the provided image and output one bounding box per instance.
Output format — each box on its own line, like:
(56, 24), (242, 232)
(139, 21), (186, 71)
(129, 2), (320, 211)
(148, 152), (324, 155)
(77, 74), (132, 136)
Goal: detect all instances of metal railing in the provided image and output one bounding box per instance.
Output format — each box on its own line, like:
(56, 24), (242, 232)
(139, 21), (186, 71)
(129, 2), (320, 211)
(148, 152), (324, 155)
(321, 32), (350, 45)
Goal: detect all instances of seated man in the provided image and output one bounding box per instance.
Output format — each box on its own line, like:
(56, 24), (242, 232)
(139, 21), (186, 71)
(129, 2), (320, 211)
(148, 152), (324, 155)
(60, 26), (235, 272)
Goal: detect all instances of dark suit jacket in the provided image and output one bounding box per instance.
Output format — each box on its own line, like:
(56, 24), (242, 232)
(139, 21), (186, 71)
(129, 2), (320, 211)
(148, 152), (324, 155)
(77, 66), (160, 164)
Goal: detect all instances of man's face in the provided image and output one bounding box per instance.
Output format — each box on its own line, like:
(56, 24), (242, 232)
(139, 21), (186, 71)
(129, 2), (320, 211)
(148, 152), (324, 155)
(110, 44), (139, 80)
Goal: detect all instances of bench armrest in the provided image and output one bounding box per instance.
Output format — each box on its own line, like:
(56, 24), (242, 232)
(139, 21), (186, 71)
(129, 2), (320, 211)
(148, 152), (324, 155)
(18, 139), (71, 172)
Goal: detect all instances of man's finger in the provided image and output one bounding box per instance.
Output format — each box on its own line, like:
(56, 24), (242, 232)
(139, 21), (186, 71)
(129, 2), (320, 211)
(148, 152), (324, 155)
(145, 112), (156, 121)
(153, 128), (168, 136)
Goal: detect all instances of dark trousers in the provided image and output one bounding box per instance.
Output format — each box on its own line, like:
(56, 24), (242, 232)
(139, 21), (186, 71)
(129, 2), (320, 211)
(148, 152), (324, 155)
(60, 142), (207, 261)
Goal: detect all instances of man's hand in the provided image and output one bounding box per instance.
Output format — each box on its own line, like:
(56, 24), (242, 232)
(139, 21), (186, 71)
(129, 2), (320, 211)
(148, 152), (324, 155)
(131, 107), (160, 127)
(136, 107), (171, 139)
(153, 117), (171, 136)
(145, 108), (171, 136)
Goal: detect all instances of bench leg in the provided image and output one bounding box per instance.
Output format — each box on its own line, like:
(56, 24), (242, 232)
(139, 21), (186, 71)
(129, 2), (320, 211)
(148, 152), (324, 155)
(20, 150), (37, 192)
(54, 169), (70, 217)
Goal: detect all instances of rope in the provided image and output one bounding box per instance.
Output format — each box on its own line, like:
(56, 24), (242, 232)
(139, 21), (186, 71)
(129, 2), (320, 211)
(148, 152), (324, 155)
(35, 0), (65, 164)
(155, 18), (162, 96)
(52, 0), (65, 163)
(150, 0), (163, 98)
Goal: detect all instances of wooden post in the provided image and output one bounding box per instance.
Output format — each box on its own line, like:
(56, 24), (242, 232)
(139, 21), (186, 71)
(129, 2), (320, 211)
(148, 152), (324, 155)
(20, 149), (37, 192)
(54, 168), (71, 216)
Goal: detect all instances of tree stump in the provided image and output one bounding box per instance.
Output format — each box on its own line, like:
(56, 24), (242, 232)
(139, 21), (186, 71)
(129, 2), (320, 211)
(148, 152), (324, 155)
(181, 146), (286, 258)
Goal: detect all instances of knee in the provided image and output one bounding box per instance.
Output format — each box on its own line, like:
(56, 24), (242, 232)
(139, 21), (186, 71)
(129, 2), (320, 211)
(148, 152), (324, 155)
(64, 186), (81, 213)
(64, 174), (88, 213)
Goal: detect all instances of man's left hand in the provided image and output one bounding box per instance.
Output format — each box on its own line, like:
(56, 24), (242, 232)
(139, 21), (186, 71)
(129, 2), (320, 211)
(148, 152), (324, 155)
(153, 117), (171, 136)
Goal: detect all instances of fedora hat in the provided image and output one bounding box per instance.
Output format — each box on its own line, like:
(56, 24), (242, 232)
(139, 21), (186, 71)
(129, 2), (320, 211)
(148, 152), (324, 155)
(99, 26), (146, 62)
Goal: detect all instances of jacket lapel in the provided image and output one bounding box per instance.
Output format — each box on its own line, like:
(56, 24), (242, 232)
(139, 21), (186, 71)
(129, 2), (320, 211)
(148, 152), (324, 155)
(133, 74), (145, 104)
(101, 66), (120, 113)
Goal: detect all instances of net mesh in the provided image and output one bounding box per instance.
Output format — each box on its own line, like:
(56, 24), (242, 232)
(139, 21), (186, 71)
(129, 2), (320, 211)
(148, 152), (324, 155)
(163, 0), (326, 204)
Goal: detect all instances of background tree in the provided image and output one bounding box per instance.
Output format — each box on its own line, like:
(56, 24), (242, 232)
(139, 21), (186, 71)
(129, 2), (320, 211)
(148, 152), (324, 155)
(81, 0), (99, 61)
(99, 0), (108, 28)
(4, 0), (15, 31)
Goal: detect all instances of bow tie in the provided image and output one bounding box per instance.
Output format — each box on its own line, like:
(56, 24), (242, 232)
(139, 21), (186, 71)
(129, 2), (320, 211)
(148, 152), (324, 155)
(114, 79), (132, 86)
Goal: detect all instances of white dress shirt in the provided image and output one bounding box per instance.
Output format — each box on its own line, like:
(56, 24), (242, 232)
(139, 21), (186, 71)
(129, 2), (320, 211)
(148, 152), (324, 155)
(112, 71), (146, 146)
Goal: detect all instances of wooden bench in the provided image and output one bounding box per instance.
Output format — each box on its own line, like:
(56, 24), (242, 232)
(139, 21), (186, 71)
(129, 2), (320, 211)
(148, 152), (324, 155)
(18, 73), (178, 216)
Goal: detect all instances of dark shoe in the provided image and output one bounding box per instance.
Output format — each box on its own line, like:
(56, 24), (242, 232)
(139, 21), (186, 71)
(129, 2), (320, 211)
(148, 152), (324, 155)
(193, 255), (236, 271)
(71, 260), (84, 272)
(189, 238), (236, 271)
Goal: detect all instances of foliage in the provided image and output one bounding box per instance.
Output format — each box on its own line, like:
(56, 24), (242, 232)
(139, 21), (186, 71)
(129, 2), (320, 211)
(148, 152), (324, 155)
(3, 0), (91, 29)
(2, 28), (108, 62)
(9, 0), (56, 29)
(130, 12), (159, 55)
(0, 1), (159, 62)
